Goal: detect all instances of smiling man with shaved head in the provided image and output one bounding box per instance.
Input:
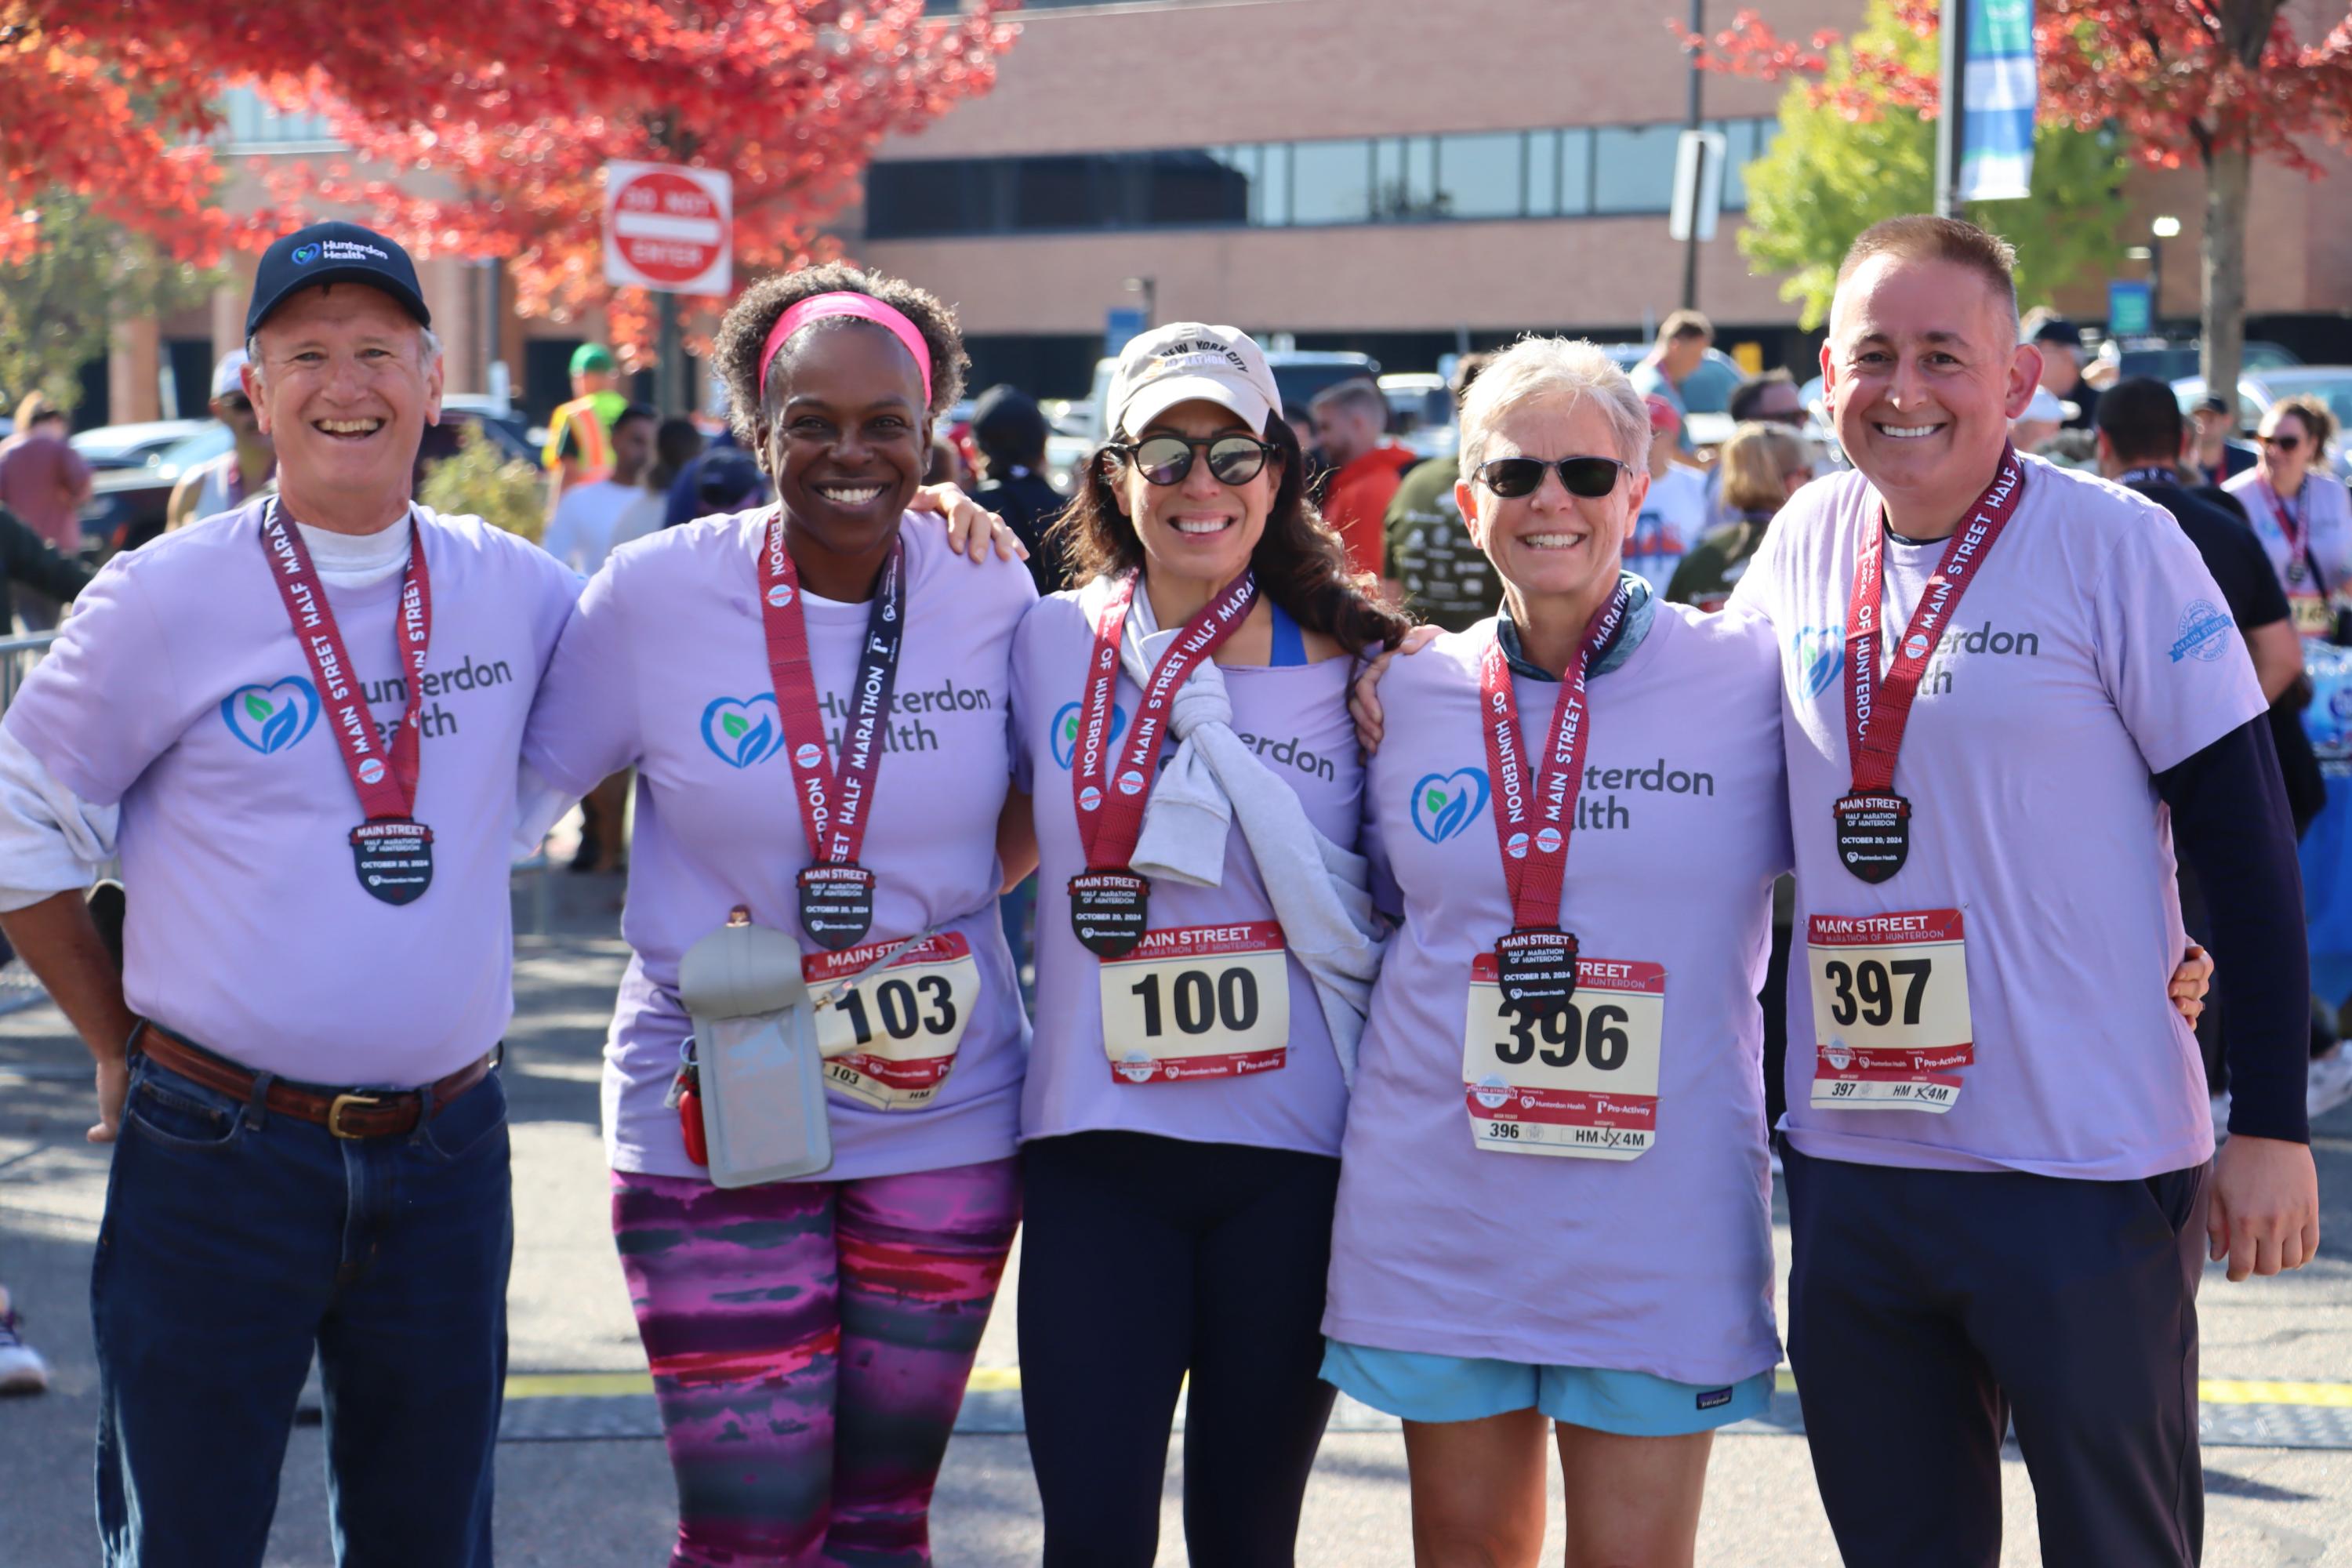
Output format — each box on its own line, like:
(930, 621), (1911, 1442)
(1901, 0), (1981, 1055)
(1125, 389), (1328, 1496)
(0, 221), (582, 1566)
(1726, 214), (2318, 1566)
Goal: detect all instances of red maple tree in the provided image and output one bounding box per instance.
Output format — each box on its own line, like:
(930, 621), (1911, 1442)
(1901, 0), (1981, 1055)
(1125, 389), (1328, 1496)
(5, 1), (1013, 359)
(1679, 0), (2352, 394)
(270, 1), (1014, 363)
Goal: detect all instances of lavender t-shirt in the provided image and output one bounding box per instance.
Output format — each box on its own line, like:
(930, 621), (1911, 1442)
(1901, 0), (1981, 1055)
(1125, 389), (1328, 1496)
(1009, 578), (1359, 1157)
(1322, 606), (1789, 1384)
(3, 500), (578, 1085)
(522, 510), (1037, 1181)
(1730, 456), (2267, 1178)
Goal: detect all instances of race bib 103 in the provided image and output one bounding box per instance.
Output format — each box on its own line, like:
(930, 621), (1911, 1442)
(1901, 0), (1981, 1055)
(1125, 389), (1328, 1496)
(1098, 920), (1290, 1084)
(806, 932), (978, 1111)
(1807, 907), (1971, 1113)
(1461, 954), (1665, 1160)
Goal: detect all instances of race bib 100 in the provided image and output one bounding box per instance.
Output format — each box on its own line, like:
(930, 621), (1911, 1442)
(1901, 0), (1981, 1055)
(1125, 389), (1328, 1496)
(1461, 954), (1664, 1160)
(806, 932), (978, 1111)
(1098, 920), (1290, 1084)
(1807, 908), (1971, 1113)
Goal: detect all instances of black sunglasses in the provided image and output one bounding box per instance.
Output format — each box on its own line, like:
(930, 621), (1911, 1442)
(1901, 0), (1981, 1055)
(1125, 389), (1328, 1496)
(2262, 432), (2304, 452)
(1105, 434), (1278, 488)
(1475, 456), (1630, 499)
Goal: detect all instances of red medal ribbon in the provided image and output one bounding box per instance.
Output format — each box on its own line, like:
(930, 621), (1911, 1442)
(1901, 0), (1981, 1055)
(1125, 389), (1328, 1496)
(760, 513), (906, 869)
(1476, 581), (1631, 932)
(2254, 478), (2316, 586)
(1844, 446), (2026, 796)
(1072, 572), (1258, 872)
(258, 499), (430, 822)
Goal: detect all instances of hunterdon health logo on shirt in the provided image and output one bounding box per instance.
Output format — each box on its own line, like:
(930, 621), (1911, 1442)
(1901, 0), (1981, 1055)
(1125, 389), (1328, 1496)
(220, 677), (321, 754)
(1791, 626), (1845, 699)
(2171, 598), (2236, 663)
(1050, 700), (1127, 771)
(1410, 768), (1490, 843)
(701, 694), (786, 768)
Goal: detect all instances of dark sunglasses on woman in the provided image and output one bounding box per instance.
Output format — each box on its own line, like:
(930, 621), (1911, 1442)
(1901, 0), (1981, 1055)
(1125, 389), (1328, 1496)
(2262, 432), (2303, 452)
(1475, 455), (1629, 499)
(1105, 434), (1279, 488)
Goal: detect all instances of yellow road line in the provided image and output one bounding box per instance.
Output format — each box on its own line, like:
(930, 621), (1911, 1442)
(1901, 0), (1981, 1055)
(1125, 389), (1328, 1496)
(2200, 1380), (2352, 1407)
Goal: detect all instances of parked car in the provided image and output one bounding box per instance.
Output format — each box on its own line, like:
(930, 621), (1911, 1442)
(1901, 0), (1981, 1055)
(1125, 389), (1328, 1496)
(437, 394), (537, 459)
(1076, 348), (1385, 449)
(74, 422), (221, 551)
(2171, 367), (2352, 479)
(2107, 339), (2299, 386)
(79, 410), (541, 554)
(69, 419), (207, 473)
(1379, 372), (1458, 460)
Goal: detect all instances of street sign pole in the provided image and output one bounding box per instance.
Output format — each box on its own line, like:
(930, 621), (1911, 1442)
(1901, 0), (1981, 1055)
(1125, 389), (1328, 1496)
(655, 293), (683, 416)
(1682, 0), (1704, 310)
(1935, 0), (1969, 217)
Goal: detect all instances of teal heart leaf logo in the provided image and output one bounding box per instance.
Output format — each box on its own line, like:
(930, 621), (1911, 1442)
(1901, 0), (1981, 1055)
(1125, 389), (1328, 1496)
(220, 678), (320, 754)
(1051, 699), (1127, 771)
(700, 694), (784, 768)
(1410, 768), (1489, 844)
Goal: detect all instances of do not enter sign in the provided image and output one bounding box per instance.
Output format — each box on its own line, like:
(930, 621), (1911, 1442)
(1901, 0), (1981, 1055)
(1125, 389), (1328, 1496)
(603, 162), (733, 296)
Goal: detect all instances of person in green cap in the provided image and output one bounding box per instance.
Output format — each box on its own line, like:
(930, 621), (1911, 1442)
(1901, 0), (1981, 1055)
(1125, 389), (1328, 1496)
(543, 342), (630, 519)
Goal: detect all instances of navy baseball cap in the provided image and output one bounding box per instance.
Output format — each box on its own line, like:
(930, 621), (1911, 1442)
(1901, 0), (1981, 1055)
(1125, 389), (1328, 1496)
(245, 221), (431, 339)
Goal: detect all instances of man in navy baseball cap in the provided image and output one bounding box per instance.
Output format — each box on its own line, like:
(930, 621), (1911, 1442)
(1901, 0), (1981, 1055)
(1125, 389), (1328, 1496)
(245, 220), (431, 339)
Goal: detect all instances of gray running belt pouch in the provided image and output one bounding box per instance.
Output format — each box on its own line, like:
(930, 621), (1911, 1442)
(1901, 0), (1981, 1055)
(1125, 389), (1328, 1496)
(677, 916), (833, 1186)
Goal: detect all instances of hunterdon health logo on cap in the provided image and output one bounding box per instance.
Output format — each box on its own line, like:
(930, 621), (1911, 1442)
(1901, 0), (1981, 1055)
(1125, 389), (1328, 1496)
(292, 243), (321, 264)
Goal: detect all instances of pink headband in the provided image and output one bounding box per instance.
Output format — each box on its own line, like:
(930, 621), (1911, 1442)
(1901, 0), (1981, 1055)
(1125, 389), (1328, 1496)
(757, 292), (933, 406)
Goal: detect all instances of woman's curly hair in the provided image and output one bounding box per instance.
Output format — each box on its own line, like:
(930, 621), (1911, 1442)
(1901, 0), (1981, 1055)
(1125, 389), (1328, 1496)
(711, 262), (968, 435)
(1052, 412), (1410, 652)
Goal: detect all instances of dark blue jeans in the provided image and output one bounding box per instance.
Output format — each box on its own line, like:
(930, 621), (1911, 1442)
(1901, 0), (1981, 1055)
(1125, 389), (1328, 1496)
(93, 1047), (513, 1568)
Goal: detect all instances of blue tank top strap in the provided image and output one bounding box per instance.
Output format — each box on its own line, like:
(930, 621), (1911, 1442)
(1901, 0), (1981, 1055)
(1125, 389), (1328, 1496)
(1268, 599), (1307, 667)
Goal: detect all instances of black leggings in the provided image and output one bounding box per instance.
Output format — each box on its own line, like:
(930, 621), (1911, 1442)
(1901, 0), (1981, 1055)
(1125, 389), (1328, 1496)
(1018, 1130), (1341, 1568)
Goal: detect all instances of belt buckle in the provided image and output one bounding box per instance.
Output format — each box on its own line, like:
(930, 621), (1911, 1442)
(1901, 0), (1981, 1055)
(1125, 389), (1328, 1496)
(326, 1092), (382, 1139)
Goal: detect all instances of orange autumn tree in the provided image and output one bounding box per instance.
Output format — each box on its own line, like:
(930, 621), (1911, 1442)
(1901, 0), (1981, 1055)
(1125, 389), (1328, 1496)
(278, 1), (1016, 361)
(1681, 0), (2352, 396)
(5, 2), (1014, 356)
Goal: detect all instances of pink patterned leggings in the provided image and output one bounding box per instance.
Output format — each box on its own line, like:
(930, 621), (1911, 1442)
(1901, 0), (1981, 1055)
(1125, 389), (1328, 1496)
(611, 1157), (1021, 1568)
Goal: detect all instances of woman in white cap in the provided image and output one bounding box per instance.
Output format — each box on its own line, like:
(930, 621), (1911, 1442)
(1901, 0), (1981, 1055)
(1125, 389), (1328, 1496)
(1007, 323), (1406, 1565)
(165, 350), (277, 534)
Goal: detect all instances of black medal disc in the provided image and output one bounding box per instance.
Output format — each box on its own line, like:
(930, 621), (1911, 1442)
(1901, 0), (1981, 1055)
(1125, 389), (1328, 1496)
(1069, 870), (1151, 958)
(1835, 791), (1911, 884)
(798, 864), (877, 951)
(1495, 927), (1579, 1025)
(350, 819), (434, 906)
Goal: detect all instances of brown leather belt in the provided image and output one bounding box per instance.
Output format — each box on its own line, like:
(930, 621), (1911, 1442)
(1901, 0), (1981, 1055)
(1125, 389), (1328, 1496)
(137, 1023), (494, 1140)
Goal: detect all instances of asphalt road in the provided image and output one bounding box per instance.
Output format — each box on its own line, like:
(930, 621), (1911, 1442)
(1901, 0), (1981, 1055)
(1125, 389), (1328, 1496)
(8, 870), (2352, 1565)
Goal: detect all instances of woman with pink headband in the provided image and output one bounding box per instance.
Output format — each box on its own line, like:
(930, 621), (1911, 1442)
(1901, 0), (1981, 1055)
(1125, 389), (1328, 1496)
(524, 263), (1038, 1567)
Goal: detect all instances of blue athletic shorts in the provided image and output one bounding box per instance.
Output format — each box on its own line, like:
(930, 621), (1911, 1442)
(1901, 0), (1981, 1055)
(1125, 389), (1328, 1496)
(1321, 1339), (1773, 1437)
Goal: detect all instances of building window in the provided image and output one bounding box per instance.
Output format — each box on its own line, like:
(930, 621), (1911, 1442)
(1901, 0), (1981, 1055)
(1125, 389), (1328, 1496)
(216, 87), (342, 152)
(865, 116), (1777, 239)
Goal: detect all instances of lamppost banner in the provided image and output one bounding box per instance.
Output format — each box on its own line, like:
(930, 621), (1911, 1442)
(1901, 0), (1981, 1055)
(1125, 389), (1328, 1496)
(1959, 0), (2036, 201)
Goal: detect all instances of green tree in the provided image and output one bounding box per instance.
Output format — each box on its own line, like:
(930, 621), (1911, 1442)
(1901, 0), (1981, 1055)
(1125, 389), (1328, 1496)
(1737, 0), (2129, 329)
(0, 193), (219, 418)
(417, 426), (549, 544)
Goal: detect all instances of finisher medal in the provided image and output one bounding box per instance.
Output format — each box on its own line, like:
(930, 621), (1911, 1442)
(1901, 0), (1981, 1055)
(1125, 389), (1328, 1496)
(258, 500), (435, 906)
(1837, 446), (2026, 884)
(1477, 581), (1630, 1026)
(1069, 571), (1258, 958)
